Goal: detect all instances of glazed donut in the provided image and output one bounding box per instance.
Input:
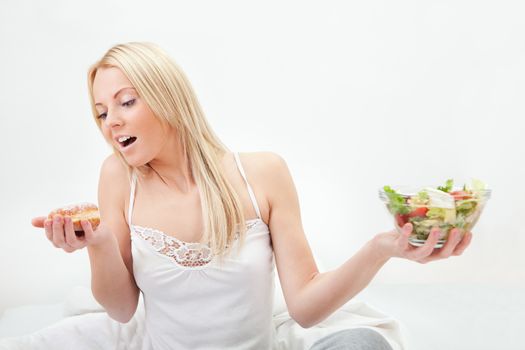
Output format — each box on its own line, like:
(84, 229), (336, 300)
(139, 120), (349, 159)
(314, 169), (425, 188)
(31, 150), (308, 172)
(48, 202), (100, 236)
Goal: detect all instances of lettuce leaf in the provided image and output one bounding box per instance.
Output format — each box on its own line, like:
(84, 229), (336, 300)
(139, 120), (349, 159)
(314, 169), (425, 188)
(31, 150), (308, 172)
(412, 191), (429, 204)
(471, 179), (487, 191)
(456, 200), (477, 216)
(437, 179), (454, 193)
(383, 186), (410, 215)
(426, 207), (456, 224)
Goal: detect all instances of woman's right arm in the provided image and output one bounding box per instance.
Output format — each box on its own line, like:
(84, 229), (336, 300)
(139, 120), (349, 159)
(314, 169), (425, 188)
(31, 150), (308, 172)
(87, 154), (140, 323)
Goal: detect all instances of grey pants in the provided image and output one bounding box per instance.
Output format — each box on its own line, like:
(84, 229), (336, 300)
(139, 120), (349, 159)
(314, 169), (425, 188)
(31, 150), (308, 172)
(309, 328), (394, 350)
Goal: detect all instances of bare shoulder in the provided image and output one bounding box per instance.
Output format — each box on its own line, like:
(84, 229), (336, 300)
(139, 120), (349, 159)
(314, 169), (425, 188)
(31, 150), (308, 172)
(101, 153), (129, 178)
(239, 151), (285, 170)
(99, 154), (129, 203)
(238, 151), (290, 205)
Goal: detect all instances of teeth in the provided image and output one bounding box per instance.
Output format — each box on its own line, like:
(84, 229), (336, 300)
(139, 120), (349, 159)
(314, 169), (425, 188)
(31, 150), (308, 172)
(118, 136), (132, 143)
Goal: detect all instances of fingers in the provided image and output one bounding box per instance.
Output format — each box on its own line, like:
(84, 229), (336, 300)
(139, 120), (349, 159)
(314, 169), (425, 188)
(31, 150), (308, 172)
(44, 218), (54, 243)
(420, 228), (463, 263)
(417, 229), (472, 263)
(32, 216), (46, 228)
(408, 227), (441, 261)
(64, 217), (87, 250)
(44, 215), (84, 253)
(402, 223), (412, 236)
(452, 231), (472, 256)
(398, 223), (412, 248)
(52, 215), (66, 248)
(439, 228), (463, 257)
(81, 220), (94, 241)
(393, 223), (414, 258)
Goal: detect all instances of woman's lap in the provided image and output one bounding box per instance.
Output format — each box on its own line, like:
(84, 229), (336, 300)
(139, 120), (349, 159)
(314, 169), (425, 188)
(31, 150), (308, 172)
(309, 328), (393, 350)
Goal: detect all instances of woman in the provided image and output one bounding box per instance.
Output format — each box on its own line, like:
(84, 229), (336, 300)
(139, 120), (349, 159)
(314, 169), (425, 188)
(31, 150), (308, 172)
(31, 42), (472, 350)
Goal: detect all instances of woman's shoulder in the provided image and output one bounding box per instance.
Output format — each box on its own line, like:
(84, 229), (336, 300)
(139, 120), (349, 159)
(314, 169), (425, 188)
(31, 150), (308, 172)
(100, 154), (130, 183)
(234, 151), (287, 186)
(237, 151), (286, 171)
(99, 154), (130, 204)
(236, 151), (289, 197)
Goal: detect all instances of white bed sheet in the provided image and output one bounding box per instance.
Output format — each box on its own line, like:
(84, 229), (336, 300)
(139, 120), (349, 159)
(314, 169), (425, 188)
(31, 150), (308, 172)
(1, 283), (523, 350)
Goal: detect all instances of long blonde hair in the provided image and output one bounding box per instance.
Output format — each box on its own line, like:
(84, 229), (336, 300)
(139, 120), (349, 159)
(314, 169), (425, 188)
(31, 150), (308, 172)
(87, 42), (248, 257)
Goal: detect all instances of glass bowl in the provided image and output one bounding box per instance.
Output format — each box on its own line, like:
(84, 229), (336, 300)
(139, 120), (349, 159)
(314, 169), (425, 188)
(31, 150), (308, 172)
(378, 182), (491, 248)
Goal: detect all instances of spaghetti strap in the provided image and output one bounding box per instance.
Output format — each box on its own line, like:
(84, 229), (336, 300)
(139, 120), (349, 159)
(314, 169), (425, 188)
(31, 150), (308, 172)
(128, 171), (137, 227)
(233, 152), (262, 220)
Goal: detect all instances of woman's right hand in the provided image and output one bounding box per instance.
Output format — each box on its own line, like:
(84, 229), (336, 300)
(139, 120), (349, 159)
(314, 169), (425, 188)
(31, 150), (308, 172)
(31, 215), (111, 253)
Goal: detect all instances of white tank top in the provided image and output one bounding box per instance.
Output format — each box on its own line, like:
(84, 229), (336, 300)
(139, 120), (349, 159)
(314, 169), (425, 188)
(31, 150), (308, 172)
(128, 152), (276, 349)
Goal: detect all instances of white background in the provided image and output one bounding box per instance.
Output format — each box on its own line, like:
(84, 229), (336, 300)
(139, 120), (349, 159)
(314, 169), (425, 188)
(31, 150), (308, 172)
(0, 0), (523, 338)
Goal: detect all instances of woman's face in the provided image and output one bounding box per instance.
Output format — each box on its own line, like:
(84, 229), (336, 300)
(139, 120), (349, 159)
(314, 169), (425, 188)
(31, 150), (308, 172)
(92, 67), (169, 167)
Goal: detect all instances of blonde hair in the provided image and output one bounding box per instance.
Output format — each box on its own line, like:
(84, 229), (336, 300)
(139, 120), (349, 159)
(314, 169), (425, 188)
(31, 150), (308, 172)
(87, 42), (248, 258)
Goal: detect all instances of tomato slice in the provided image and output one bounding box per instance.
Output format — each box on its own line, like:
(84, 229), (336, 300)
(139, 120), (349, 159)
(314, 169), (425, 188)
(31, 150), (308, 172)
(395, 213), (409, 227)
(450, 191), (472, 200)
(408, 207), (428, 218)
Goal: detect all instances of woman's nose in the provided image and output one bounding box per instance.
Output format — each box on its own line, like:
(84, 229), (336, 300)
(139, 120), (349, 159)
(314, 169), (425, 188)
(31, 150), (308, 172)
(104, 111), (123, 127)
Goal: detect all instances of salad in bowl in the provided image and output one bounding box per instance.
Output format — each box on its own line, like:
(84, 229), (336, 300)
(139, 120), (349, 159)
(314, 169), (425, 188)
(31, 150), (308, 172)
(379, 179), (491, 248)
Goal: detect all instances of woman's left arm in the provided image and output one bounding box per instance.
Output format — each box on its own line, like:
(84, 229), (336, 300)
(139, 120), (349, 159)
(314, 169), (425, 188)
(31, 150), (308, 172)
(264, 153), (472, 328)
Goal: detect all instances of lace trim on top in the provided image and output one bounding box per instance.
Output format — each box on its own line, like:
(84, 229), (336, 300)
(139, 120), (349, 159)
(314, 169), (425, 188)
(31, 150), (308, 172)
(132, 219), (261, 268)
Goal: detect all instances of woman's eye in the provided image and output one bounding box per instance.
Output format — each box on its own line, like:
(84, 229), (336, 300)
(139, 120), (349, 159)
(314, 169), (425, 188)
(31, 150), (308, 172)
(97, 99), (135, 119)
(122, 99), (136, 107)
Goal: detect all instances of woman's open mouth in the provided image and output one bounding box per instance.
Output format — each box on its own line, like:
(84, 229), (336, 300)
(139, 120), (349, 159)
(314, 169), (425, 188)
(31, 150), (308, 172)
(118, 136), (137, 150)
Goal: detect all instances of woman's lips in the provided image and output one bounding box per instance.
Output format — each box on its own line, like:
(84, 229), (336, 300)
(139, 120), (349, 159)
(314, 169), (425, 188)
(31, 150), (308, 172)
(120, 137), (137, 151)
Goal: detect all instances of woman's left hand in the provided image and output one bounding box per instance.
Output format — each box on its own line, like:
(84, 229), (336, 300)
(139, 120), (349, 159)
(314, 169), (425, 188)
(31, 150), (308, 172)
(372, 223), (473, 264)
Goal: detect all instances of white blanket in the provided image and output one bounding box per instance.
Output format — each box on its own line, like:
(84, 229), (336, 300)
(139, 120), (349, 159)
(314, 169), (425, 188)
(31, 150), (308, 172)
(0, 286), (405, 350)
(272, 301), (405, 350)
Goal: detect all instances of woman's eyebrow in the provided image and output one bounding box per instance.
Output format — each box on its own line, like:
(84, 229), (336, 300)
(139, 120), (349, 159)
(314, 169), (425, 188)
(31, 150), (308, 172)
(95, 87), (136, 106)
